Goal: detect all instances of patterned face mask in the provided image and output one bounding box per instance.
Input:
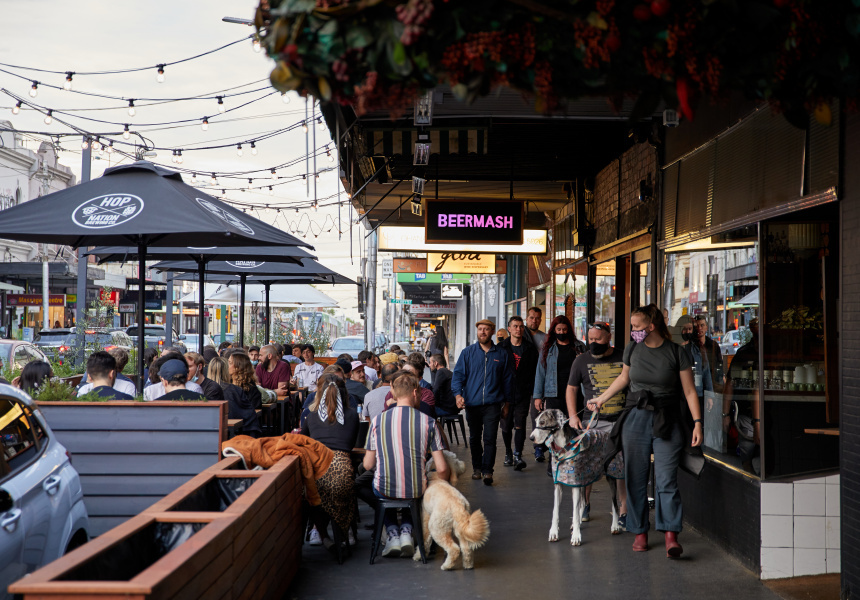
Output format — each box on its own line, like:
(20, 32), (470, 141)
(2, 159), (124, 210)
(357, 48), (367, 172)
(630, 329), (648, 344)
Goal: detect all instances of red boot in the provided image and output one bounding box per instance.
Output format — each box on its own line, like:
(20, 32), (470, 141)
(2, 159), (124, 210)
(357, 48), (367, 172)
(665, 532), (683, 558)
(632, 533), (648, 552)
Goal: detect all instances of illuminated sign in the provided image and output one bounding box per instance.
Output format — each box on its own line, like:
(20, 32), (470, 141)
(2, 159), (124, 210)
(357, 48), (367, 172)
(425, 199), (523, 245)
(6, 294), (65, 307)
(380, 226), (547, 255)
(408, 303), (457, 315)
(441, 283), (463, 299)
(427, 253), (506, 274)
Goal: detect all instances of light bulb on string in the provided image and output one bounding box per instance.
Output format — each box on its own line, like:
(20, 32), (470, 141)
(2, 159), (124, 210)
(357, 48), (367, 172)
(315, 172), (319, 179)
(127, 99), (136, 117)
(326, 149), (333, 162)
(247, 178), (253, 191)
(81, 138), (89, 150)
(281, 92), (290, 104)
(191, 173), (198, 184)
(92, 138), (101, 151)
(156, 65), (165, 83)
(302, 122), (308, 133)
(122, 124), (130, 139)
(250, 141), (257, 155)
(268, 186), (274, 196)
(64, 72), (74, 91)
(317, 117), (325, 131)
(98, 144), (105, 157)
(252, 36), (261, 53)
(29, 81), (38, 97)
(171, 150), (177, 163)
(210, 173), (217, 186)
(217, 97), (225, 113)
(201, 117), (209, 131)
(107, 141), (114, 154)
(11, 101), (21, 115)
(270, 169), (277, 180)
(236, 144), (243, 157)
(177, 150), (183, 164)
(221, 189), (226, 199)
(43, 110), (53, 125)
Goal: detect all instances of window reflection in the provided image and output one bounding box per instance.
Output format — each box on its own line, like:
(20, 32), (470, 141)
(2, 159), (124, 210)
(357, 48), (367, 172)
(594, 261), (616, 345)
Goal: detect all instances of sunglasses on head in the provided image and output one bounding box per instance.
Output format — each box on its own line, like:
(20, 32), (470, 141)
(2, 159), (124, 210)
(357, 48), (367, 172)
(589, 322), (611, 333)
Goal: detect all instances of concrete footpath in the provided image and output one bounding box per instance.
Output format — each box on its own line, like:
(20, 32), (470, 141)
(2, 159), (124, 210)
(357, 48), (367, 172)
(288, 437), (781, 600)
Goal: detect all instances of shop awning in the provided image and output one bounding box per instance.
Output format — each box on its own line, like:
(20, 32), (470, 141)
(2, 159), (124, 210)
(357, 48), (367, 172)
(0, 282), (24, 293)
(735, 288), (759, 306)
(178, 284), (337, 308)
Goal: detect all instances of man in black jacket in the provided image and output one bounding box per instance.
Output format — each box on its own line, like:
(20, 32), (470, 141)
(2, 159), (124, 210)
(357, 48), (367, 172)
(498, 315), (539, 471)
(428, 354), (457, 416)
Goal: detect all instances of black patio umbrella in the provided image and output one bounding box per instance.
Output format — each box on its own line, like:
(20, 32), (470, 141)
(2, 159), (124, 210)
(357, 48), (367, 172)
(154, 258), (355, 343)
(86, 244), (316, 352)
(0, 161), (311, 391)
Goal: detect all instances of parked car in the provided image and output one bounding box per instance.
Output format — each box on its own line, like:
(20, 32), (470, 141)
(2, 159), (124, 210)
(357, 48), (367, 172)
(125, 324), (179, 350)
(388, 339), (417, 353)
(0, 341), (49, 373)
(182, 334), (215, 354)
(719, 329), (742, 356)
(0, 384), (89, 599)
(35, 329), (133, 366)
(326, 336), (367, 358)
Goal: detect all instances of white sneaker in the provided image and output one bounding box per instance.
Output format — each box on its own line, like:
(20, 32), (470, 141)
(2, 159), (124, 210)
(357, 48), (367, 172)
(399, 531), (414, 557)
(308, 527), (322, 546)
(348, 529), (356, 546)
(381, 534), (401, 557)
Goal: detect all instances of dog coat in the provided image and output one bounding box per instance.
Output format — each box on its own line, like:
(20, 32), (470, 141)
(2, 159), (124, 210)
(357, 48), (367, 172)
(550, 428), (624, 487)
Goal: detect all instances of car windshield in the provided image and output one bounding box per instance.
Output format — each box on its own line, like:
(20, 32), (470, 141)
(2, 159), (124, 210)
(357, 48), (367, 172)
(0, 345), (11, 363)
(85, 333), (114, 345)
(37, 332), (73, 344)
(332, 338), (366, 352)
(126, 326), (164, 336)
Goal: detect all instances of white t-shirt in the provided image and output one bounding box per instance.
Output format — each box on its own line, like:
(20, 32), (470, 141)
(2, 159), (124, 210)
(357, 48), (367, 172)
(364, 365), (379, 383)
(363, 386), (391, 420)
(78, 378), (137, 398)
(144, 381), (204, 401)
(293, 362), (325, 391)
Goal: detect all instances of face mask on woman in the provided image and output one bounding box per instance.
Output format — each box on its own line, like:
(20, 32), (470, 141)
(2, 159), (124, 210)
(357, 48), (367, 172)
(556, 332), (570, 342)
(630, 329), (648, 344)
(681, 332), (694, 342)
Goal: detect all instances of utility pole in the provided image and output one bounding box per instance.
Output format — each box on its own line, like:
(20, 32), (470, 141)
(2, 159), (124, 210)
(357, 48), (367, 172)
(74, 137), (91, 365)
(366, 230), (377, 352)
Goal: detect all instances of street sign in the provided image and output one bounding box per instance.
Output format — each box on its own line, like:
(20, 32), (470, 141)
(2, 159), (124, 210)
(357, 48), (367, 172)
(382, 259), (393, 279)
(440, 283), (463, 299)
(119, 303), (136, 313)
(390, 299), (413, 304)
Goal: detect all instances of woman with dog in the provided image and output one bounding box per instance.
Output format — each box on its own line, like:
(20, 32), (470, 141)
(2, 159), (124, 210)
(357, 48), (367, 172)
(587, 303), (703, 558)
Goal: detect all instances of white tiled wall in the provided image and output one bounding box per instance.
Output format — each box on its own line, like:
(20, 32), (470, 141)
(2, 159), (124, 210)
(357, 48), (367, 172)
(760, 474), (840, 579)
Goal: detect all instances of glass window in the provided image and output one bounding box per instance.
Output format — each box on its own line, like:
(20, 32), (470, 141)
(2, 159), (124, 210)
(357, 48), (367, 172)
(555, 266), (588, 342)
(636, 262), (652, 307)
(594, 261), (617, 345)
(664, 228), (760, 476)
(0, 399), (40, 474)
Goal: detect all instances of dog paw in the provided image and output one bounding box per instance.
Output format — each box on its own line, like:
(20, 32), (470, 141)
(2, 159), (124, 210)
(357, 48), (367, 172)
(441, 562), (455, 571)
(413, 550), (422, 561)
(548, 528), (559, 542)
(611, 525), (623, 535)
(463, 562), (474, 570)
(570, 533), (582, 546)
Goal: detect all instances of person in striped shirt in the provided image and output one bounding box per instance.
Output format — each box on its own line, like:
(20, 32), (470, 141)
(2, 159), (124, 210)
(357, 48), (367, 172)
(363, 372), (450, 558)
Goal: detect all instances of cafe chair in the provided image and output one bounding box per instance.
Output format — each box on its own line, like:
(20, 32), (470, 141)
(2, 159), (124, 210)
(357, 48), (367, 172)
(370, 498), (427, 565)
(436, 413), (468, 448)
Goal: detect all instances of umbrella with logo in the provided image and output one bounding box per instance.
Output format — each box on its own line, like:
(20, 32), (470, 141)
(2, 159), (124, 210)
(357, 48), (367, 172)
(154, 258), (354, 342)
(0, 161), (312, 390)
(85, 244), (316, 351)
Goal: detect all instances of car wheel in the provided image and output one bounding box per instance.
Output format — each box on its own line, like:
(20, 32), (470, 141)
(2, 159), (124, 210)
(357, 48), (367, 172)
(64, 529), (89, 554)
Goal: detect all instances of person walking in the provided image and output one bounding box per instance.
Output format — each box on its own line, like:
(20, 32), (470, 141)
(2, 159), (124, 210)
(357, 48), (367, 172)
(524, 306), (548, 462)
(587, 304), (703, 558)
(424, 325), (449, 367)
(497, 315), (538, 471)
(451, 319), (515, 486)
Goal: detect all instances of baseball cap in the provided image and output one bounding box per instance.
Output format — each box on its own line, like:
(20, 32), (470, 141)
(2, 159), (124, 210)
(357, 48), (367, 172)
(159, 358), (188, 380)
(335, 358), (353, 375)
(351, 360), (364, 372)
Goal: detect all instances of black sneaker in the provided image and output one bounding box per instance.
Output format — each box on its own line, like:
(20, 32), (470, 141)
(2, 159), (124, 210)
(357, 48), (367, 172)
(513, 452), (526, 471)
(483, 473), (493, 486)
(503, 453), (514, 467)
(535, 447), (546, 463)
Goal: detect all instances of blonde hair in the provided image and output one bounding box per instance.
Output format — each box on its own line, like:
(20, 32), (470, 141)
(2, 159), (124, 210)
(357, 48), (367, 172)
(207, 357), (230, 386)
(390, 372), (419, 404)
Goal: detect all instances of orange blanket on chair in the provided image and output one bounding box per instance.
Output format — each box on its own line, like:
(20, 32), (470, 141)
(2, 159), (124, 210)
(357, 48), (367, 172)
(222, 434), (334, 505)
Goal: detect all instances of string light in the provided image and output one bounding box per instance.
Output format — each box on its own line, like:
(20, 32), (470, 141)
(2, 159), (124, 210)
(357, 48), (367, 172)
(81, 138), (89, 150)
(127, 99), (136, 116)
(156, 64), (165, 83)
(92, 137), (101, 151)
(317, 117), (325, 130)
(269, 186), (274, 196)
(247, 178), (253, 191)
(236, 143), (243, 157)
(302, 122), (308, 133)
(11, 101), (21, 115)
(252, 36), (262, 53)
(217, 96), (225, 113)
(221, 189), (227, 198)
(122, 124), (130, 139)
(107, 140), (114, 154)
(98, 145), (105, 157)
(44, 110), (52, 125)
(281, 92), (290, 104)
(64, 72), (74, 91)
(250, 141), (257, 155)
(326, 149), (333, 162)
(191, 173), (198, 184)
(29, 81), (38, 97)
(210, 173), (217, 185)
(201, 117), (209, 131)
(270, 169), (277, 180)
(177, 150), (183, 164)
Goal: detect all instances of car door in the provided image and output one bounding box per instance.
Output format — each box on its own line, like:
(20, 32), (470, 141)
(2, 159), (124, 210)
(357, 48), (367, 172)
(0, 397), (55, 580)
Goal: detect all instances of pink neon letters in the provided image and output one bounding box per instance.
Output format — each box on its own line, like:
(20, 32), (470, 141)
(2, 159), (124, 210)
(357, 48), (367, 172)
(437, 214), (514, 229)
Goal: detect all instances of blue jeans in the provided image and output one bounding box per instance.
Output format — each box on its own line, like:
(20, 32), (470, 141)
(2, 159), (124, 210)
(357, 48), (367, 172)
(621, 407), (685, 534)
(373, 488), (412, 535)
(465, 403), (503, 474)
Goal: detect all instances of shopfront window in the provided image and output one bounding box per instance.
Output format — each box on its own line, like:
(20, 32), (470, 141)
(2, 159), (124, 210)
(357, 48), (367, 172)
(636, 262), (652, 307)
(663, 227), (760, 476)
(594, 261), (616, 345)
(554, 269), (587, 342)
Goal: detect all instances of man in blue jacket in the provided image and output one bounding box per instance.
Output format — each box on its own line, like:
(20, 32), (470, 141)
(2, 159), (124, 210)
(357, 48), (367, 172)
(452, 319), (516, 486)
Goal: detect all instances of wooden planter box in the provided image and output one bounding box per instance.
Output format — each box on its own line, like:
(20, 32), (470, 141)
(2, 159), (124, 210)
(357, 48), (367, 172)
(9, 455), (303, 600)
(37, 401), (228, 536)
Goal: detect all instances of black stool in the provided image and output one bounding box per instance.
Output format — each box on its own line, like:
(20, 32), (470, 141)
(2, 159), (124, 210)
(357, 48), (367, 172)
(370, 498), (427, 565)
(437, 414), (468, 447)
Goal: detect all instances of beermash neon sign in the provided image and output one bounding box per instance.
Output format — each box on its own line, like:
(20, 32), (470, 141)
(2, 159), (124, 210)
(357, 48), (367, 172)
(425, 199), (524, 245)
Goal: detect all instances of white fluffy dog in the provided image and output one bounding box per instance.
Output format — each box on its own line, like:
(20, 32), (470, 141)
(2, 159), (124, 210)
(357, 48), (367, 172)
(413, 450), (490, 570)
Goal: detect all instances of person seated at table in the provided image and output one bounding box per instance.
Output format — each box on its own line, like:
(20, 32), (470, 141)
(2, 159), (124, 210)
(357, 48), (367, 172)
(363, 363), (399, 420)
(346, 360), (370, 405)
(428, 354), (458, 417)
(154, 359), (206, 401)
(78, 348), (137, 398)
(293, 344), (325, 392)
(14, 361), (54, 395)
(218, 341), (232, 356)
(301, 366), (360, 427)
(208, 356), (261, 438)
(364, 372), (449, 558)
(301, 373), (359, 550)
(405, 353), (432, 391)
(77, 353), (128, 401)
(185, 352), (223, 400)
(357, 350), (379, 386)
(285, 344), (303, 364)
(144, 352), (205, 401)
(248, 346), (261, 366)
(382, 365), (436, 418)
(142, 347), (158, 387)
(255, 344), (291, 393)
(228, 351), (262, 410)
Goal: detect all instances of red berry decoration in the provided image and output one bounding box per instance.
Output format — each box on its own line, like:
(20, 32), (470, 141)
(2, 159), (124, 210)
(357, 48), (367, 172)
(650, 0), (670, 17)
(633, 4), (652, 21)
(606, 34), (621, 53)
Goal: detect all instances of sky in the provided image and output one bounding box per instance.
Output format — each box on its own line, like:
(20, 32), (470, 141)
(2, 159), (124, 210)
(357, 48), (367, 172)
(0, 0), (367, 324)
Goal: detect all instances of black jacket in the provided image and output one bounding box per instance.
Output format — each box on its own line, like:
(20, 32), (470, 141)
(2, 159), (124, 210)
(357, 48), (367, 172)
(431, 367), (458, 414)
(498, 336), (539, 404)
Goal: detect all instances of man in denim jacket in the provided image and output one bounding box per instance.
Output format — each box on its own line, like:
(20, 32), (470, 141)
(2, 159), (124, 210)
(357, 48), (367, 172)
(452, 319), (516, 486)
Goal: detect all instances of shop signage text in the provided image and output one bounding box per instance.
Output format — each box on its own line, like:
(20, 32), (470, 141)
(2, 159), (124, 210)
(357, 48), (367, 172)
(119, 303), (136, 313)
(408, 303), (457, 315)
(427, 253), (506, 274)
(6, 294), (65, 307)
(441, 283), (463, 299)
(390, 299), (412, 304)
(425, 199), (523, 245)
(381, 259), (393, 279)
(380, 226), (547, 254)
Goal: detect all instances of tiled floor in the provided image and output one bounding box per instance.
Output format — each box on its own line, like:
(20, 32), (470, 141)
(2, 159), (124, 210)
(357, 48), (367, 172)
(288, 440), (781, 600)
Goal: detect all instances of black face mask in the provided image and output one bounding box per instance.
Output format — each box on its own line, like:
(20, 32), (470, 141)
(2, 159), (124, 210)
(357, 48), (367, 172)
(681, 332), (694, 342)
(556, 333), (570, 342)
(589, 341), (609, 356)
